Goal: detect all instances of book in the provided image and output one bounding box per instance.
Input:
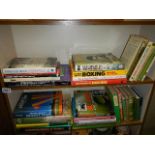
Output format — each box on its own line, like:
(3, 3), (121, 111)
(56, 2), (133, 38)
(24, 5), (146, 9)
(72, 75), (126, 81)
(129, 42), (155, 81)
(13, 91), (63, 118)
(106, 86), (121, 123)
(54, 64), (71, 85)
(120, 34), (148, 77)
(2, 57), (58, 74)
(70, 61), (127, 77)
(16, 123), (49, 129)
(4, 76), (61, 82)
(72, 53), (124, 71)
(138, 45), (155, 80)
(74, 90), (115, 118)
(71, 78), (127, 86)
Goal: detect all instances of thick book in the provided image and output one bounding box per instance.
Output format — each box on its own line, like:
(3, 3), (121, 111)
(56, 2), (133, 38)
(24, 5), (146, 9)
(71, 78), (127, 86)
(120, 34), (148, 77)
(13, 91), (63, 118)
(70, 61), (127, 77)
(72, 53), (124, 71)
(2, 57), (58, 74)
(129, 42), (155, 81)
(73, 90), (115, 118)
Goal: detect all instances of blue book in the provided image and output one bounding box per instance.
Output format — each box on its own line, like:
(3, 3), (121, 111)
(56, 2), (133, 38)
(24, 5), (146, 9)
(14, 91), (56, 118)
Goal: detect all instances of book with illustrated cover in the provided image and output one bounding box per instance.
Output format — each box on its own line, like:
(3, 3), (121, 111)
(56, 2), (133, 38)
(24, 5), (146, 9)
(120, 34), (148, 77)
(13, 91), (63, 118)
(2, 57), (58, 74)
(72, 53), (124, 71)
(73, 90), (115, 117)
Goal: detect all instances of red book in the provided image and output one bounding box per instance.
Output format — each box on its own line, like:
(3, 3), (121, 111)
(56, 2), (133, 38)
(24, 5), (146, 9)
(71, 78), (127, 86)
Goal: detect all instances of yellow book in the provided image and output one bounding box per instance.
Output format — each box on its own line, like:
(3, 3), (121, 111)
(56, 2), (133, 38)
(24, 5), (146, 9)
(16, 123), (49, 129)
(70, 62), (127, 77)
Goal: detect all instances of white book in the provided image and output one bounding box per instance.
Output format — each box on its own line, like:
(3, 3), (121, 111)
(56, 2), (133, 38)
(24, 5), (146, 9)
(120, 34), (148, 76)
(72, 75), (126, 81)
(4, 76), (60, 82)
(129, 42), (155, 81)
(2, 57), (58, 74)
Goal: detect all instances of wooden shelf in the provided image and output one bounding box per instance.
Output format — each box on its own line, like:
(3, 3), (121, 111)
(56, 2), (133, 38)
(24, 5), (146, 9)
(5, 80), (154, 91)
(0, 19), (155, 25)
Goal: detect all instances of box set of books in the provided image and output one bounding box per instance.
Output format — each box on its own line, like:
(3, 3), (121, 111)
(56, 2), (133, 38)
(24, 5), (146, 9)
(71, 53), (127, 86)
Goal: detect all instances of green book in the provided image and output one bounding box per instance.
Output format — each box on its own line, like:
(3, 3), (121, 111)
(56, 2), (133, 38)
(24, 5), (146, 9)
(106, 86), (120, 123)
(117, 87), (127, 121)
(138, 45), (155, 80)
(124, 86), (134, 121)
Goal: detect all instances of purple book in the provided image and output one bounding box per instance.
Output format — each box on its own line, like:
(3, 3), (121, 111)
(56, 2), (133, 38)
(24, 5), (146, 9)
(55, 64), (71, 85)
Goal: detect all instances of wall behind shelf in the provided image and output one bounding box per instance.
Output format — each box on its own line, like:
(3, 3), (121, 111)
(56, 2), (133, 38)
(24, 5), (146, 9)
(11, 25), (141, 63)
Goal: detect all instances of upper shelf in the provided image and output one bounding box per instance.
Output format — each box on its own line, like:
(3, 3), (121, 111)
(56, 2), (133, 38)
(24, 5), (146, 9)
(1, 19), (155, 25)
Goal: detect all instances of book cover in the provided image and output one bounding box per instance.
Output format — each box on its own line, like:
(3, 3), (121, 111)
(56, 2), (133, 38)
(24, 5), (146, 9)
(13, 91), (63, 118)
(2, 57), (58, 74)
(72, 53), (124, 71)
(120, 34), (148, 77)
(74, 90), (114, 117)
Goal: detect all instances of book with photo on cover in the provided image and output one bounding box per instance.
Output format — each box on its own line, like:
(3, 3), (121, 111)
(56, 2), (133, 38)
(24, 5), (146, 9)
(72, 53), (124, 71)
(2, 57), (58, 74)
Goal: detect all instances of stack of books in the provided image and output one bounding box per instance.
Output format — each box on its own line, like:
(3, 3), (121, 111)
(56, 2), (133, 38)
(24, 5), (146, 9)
(14, 91), (72, 129)
(107, 85), (143, 123)
(2, 57), (61, 86)
(120, 34), (155, 81)
(70, 53), (127, 86)
(72, 90), (116, 126)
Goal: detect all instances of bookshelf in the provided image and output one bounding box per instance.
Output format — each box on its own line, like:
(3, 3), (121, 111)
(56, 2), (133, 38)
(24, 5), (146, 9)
(0, 19), (155, 135)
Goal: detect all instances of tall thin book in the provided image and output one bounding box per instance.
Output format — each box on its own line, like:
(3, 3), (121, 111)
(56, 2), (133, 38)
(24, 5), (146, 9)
(120, 34), (148, 77)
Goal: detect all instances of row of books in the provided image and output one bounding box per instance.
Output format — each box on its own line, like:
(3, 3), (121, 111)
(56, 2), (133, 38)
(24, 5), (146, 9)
(14, 91), (72, 129)
(107, 85), (142, 123)
(70, 53), (127, 86)
(14, 87), (142, 129)
(121, 34), (155, 81)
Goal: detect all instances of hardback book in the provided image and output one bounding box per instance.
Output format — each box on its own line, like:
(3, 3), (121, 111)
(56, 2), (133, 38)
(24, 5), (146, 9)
(2, 57), (58, 74)
(4, 76), (61, 82)
(72, 53), (124, 71)
(106, 86), (121, 123)
(120, 34), (149, 77)
(70, 61), (127, 77)
(129, 42), (155, 81)
(54, 64), (71, 85)
(13, 91), (63, 118)
(71, 78), (127, 86)
(73, 90), (115, 118)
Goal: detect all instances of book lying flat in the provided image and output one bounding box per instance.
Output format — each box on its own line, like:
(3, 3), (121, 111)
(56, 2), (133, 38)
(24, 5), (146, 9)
(2, 57), (58, 74)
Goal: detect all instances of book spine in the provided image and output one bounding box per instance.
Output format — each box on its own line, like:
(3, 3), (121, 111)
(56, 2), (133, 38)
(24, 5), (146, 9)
(2, 67), (56, 74)
(72, 70), (127, 77)
(106, 86), (121, 123)
(71, 79), (127, 86)
(74, 63), (124, 71)
(14, 110), (52, 118)
(129, 42), (153, 81)
(16, 123), (49, 129)
(72, 75), (126, 81)
(4, 76), (60, 82)
(138, 48), (155, 81)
